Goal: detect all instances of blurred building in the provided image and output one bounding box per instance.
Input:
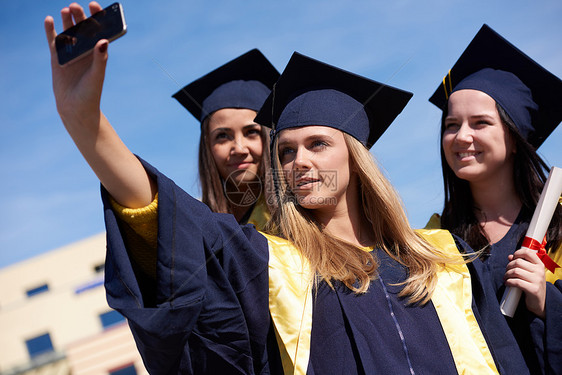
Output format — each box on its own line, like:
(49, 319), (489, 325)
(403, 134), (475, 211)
(0, 233), (147, 375)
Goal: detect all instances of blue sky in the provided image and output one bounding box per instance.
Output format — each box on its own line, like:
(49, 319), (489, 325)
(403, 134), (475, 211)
(1, 0), (561, 269)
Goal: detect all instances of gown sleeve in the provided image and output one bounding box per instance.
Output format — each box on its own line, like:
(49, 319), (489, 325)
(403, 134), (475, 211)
(509, 274), (562, 375)
(541, 236), (562, 373)
(540, 206), (562, 373)
(451, 235), (531, 375)
(530, 280), (562, 374)
(101, 157), (273, 375)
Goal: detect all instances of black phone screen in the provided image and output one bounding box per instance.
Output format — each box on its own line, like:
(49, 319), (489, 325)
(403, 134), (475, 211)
(55, 3), (126, 65)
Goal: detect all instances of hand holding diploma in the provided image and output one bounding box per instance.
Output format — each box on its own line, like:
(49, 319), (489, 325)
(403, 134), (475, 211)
(500, 166), (562, 318)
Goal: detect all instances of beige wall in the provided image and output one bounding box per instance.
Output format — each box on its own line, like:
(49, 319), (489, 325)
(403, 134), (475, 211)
(67, 323), (145, 375)
(0, 233), (146, 374)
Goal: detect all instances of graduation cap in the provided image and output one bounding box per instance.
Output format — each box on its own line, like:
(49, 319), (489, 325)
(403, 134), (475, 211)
(173, 49), (280, 122)
(254, 52), (413, 149)
(429, 24), (562, 148)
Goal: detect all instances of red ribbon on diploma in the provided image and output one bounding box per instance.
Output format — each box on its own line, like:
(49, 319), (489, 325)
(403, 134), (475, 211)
(522, 236), (561, 273)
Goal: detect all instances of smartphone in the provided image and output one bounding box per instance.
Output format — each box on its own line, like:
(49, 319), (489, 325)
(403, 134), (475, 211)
(55, 2), (127, 65)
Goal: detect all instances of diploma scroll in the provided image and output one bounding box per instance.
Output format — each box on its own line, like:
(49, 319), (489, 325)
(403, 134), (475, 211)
(500, 166), (562, 317)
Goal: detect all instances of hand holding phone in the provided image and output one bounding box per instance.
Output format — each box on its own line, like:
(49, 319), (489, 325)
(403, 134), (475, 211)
(55, 2), (127, 65)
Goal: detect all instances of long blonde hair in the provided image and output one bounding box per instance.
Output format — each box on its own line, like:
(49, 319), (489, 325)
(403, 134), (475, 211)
(267, 132), (457, 304)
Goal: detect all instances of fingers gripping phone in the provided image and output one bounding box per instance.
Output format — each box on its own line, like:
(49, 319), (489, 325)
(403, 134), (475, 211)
(55, 2), (127, 65)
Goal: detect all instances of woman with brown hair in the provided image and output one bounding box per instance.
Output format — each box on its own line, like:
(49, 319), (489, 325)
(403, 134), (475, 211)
(173, 49), (279, 227)
(427, 24), (562, 373)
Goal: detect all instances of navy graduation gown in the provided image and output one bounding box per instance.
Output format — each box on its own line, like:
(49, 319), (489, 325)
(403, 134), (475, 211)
(308, 249), (458, 374)
(453, 234), (529, 375)
(102, 159), (530, 374)
(102, 158), (274, 374)
(472, 210), (562, 375)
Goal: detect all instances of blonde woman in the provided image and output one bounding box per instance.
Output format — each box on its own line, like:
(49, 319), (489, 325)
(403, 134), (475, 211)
(46, 3), (529, 374)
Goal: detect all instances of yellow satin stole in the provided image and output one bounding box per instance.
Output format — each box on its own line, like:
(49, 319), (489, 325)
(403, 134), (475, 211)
(262, 230), (499, 375)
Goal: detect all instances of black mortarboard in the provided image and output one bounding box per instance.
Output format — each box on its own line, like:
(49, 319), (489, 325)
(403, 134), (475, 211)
(429, 24), (562, 148)
(254, 52), (413, 149)
(173, 49), (280, 123)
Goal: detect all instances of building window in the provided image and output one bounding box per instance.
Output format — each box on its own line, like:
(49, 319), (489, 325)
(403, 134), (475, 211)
(99, 310), (126, 329)
(94, 263), (105, 273)
(109, 364), (137, 375)
(25, 333), (54, 358)
(74, 276), (104, 294)
(26, 283), (49, 298)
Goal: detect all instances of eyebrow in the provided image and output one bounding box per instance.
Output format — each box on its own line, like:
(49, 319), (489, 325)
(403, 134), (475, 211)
(445, 113), (496, 121)
(209, 123), (260, 134)
(470, 114), (496, 121)
(277, 132), (334, 146)
(209, 127), (231, 134)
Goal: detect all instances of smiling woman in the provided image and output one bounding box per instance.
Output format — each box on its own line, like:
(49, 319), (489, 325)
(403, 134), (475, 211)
(173, 49), (279, 226)
(427, 24), (562, 373)
(442, 89), (517, 186)
(206, 108), (263, 184)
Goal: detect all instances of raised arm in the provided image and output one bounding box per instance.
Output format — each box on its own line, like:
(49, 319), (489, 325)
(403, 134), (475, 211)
(44, 2), (156, 208)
